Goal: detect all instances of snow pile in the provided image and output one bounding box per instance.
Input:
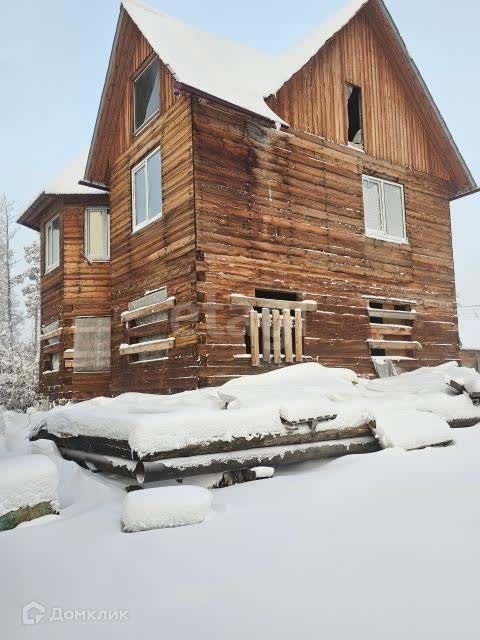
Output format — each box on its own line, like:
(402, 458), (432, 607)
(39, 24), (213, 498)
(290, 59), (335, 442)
(122, 486), (212, 532)
(374, 410), (453, 450)
(449, 369), (480, 394)
(251, 466), (275, 479)
(0, 455), (59, 517)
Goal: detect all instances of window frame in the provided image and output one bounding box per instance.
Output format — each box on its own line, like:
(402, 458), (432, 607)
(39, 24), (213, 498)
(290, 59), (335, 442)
(44, 214), (60, 274)
(362, 174), (408, 245)
(131, 147), (163, 233)
(84, 207), (110, 261)
(133, 58), (160, 135)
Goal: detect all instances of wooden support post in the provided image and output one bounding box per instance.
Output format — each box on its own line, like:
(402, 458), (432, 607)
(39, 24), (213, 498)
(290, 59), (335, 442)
(249, 310), (260, 366)
(295, 309), (303, 362)
(272, 309), (281, 364)
(262, 308), (271, 364)
(283, 309), (293, 363)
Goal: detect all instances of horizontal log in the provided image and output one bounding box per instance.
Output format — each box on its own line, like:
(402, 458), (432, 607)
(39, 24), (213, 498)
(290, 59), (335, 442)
(35, 421), (374, 462)
(231, 294), (317, 311)
(121, 297), (176, 324)
(136, 436), (380, 482)
(119, 338), (175, 356)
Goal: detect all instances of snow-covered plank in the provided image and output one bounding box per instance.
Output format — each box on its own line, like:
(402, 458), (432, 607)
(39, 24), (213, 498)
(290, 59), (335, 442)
(135, 436), (378, 482)
(40, 327), (62, 342)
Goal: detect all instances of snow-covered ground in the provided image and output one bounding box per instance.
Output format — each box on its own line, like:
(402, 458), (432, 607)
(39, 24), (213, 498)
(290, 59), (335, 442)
(3, 362), (480, 639)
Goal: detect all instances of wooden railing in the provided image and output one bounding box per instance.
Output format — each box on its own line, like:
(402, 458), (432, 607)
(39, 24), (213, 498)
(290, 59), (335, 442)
(231, 294), (317, 367)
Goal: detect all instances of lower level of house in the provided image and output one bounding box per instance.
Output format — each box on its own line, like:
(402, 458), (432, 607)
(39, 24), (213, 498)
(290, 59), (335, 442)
(40, 283), (461, 402)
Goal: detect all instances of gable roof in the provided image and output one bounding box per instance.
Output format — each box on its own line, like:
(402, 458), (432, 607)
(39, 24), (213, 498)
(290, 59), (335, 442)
(18, 154), (106, 230)
(85, 0), (476, 196)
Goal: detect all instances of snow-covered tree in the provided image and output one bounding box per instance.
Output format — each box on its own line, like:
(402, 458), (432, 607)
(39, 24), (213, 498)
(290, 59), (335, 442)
(21, 241), (41, 351)
(0, 196), (42, 411)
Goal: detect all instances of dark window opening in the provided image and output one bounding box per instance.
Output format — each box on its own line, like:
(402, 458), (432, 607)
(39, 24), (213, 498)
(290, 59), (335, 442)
(254, 289), (299, 302)
(394, 304), (409, 312)
(370, 302), (383, 309)
(370, 317), (384, 324)
(346, 84), (363, 146)
(371, 348), (386, 357)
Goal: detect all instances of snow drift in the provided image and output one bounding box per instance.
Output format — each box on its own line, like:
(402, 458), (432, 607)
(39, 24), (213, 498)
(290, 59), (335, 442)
(0, 454), (59, 518)
(121, 486), (212, 532)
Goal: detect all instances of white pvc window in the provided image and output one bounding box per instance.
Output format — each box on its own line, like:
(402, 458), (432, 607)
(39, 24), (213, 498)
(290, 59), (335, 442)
(45, 215), (60, 272)
(85, 207), (110, 260)
(132, 148), (162, 231)
(133, 59), (160, 132)
(362, 175), (407, 243)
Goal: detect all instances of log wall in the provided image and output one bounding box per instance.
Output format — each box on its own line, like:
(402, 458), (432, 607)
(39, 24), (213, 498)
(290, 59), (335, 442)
(108, 96), (199, 395)
(192, 97), (460, 383)
(267, 6), (452, 184)
(39, 195), (111, 401)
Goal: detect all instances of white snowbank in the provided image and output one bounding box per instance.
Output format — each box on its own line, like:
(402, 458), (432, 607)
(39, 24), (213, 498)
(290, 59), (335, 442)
(122, 486), (212, 532)
(374, 410), (453, 450)
(0, 455), (59, 517)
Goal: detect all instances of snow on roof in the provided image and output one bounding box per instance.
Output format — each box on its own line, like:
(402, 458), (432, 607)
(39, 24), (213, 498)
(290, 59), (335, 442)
(121, 0), (283, 124)
(18, 153), (104, 228)
(43, 153), (101, 196)
(121, 0), (370, 118)
(268, 0), (369, 95)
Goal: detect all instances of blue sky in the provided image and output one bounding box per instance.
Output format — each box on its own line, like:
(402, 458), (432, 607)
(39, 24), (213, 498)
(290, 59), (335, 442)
(1, 0), (479, 346)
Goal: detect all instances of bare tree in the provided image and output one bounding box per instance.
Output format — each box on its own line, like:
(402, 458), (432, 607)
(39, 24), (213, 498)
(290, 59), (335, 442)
(0, 194), (22, 346)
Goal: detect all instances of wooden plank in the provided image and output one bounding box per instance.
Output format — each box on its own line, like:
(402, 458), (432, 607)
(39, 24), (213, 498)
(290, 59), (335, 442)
(249, 309), (260, 366)
(119, 337), (175, 356)
(262, 308), (271, 364)
(121, 297), (176, 323)
(40, 327), (63, 342)
(368, 308), (416, 321)
(295, 308), (303, 362)
(272, 309), (281, 364)
(283, 309), (293, 363)
(367, 339), (422, 351)
(231, 294), (317, 311)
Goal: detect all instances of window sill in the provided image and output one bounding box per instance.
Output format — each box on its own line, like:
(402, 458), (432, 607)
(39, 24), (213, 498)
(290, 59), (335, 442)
(85, 257), (110, 263)
(132, 213), (163, 235)
(348, 142), (365, 153)
(366, 232), (409, 246)
(44, 263), (60, 275)
(133, 109), (160, 138)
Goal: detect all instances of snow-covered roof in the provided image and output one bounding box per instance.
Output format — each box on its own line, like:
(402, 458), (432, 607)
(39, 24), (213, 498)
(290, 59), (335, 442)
(85, 0), (475, 194)
(42, 154), (101, 197)
(121, 0), (369, 122)
(18, 153), (105, 230)
(122, 0), (282, 124)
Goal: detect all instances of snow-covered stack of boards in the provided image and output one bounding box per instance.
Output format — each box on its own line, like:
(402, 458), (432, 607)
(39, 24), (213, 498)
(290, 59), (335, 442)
(29, 362), (480, 483)
(0, 455), (59, 531)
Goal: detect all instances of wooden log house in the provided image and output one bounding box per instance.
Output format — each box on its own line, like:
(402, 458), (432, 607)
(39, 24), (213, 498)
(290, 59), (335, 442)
(18, 0), (477, 401)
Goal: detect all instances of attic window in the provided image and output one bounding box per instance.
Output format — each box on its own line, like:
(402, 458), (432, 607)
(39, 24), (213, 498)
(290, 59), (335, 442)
(133, 59), (160, 132)
(346, 84), (363, 147)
